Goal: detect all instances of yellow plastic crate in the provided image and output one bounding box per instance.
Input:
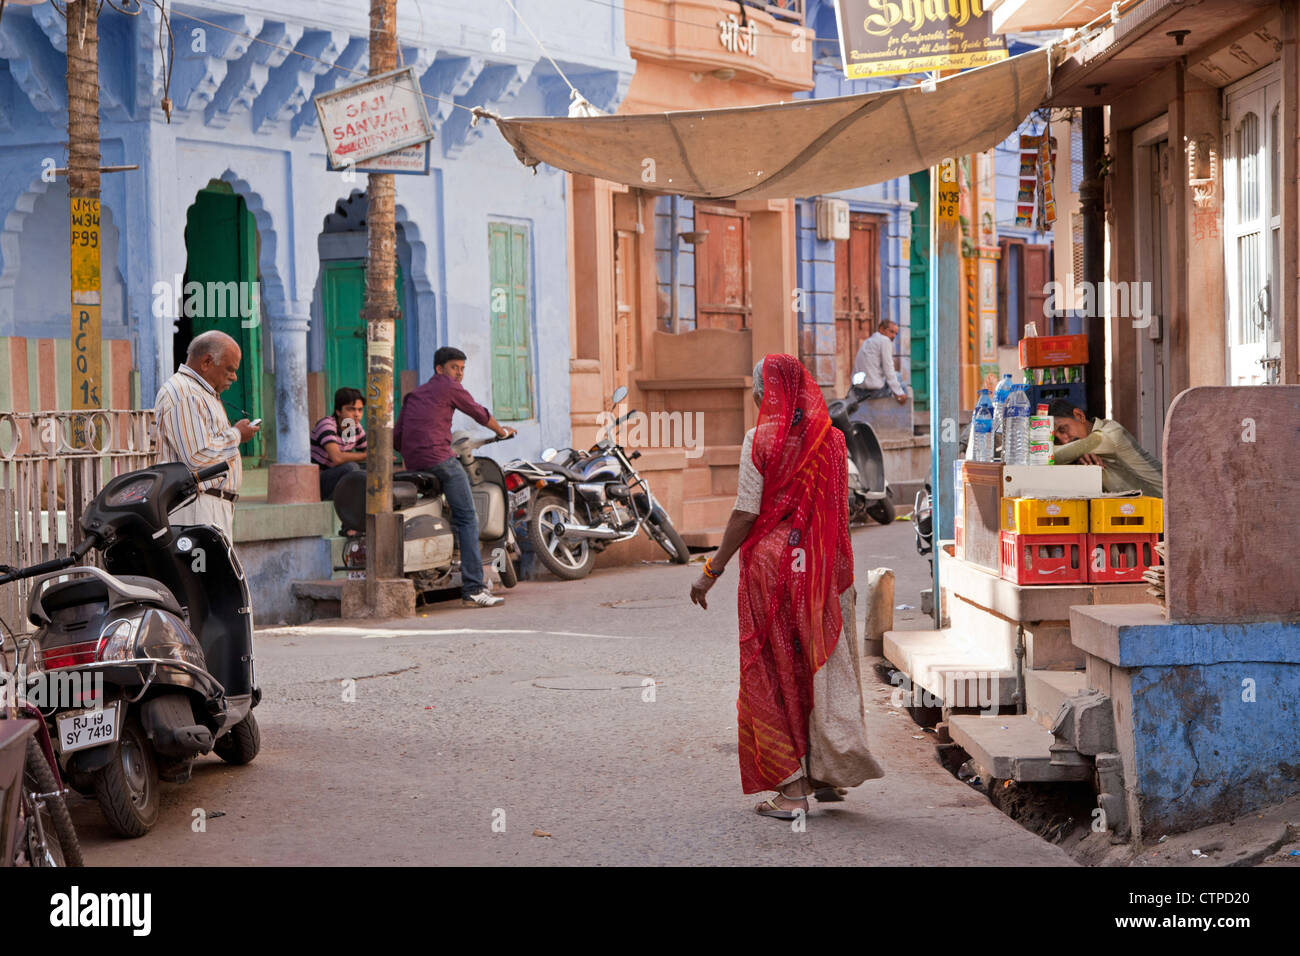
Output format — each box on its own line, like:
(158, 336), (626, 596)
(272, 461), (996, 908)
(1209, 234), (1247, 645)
(1000, 497), (1089, 535)
(1090, 496), (1163, 534)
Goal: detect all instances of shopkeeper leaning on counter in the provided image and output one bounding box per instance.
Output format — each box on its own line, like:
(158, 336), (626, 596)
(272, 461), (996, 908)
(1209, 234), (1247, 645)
(1049, 399), (1164, 498)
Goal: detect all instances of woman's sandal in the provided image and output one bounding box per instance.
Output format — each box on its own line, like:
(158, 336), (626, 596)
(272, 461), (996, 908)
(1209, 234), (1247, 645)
(755, 790), (810, 820)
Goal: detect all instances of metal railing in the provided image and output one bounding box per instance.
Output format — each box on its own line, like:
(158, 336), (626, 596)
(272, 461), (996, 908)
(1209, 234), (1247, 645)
(0, 411), (157, 637)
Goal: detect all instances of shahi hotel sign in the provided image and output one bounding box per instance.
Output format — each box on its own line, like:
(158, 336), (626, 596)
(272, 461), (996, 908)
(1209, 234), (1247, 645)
(832, 1), (1007, 79)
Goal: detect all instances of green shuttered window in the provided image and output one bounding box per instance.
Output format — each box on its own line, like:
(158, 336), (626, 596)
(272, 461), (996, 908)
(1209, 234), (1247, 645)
(488, 221), (534, 421)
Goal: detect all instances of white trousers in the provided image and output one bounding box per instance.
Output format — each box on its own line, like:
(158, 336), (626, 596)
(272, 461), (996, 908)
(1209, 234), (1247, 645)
(169, 494), (234, 541)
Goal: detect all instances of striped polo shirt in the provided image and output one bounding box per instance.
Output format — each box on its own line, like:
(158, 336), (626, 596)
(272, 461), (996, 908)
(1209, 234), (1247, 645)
(154, 363), (243, 494)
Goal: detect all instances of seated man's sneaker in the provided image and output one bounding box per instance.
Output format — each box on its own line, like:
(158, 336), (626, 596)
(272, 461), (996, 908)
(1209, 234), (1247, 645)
(463, 589), (504, 608)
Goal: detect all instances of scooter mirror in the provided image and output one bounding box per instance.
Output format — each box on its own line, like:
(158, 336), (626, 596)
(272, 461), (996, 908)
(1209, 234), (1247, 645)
(541, 447), (558, 462)
(610, 386), (628, 406)
(851, 371), (867, 387)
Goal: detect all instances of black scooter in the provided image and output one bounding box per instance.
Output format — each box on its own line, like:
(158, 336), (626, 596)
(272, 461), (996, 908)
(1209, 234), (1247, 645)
(827, 372), (895, 525)
(0, 460), (260, 837)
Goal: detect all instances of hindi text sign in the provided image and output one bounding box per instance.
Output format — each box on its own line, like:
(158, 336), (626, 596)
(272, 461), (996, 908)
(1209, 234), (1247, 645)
(314, 66), (434, 168)
(832, 0), (1007, 80)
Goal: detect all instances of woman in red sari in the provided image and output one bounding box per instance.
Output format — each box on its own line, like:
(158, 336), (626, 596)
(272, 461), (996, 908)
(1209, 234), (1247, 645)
(690, 354), (883, 818)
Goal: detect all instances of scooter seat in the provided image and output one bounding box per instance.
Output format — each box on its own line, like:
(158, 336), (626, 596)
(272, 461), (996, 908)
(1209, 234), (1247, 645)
(393, 470), (442, 496)
(38, 574), (184, 618)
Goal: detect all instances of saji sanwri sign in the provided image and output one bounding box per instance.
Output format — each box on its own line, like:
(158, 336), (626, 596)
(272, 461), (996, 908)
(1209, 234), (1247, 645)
(832, 1), (1008, 79)
(314, 66), (434, 168)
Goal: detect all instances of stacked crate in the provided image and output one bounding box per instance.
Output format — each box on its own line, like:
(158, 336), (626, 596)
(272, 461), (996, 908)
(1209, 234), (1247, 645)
(1019, 333), (1087, 411)
(998, 497), (1089, 585)
(1087, 497), (1163, 583)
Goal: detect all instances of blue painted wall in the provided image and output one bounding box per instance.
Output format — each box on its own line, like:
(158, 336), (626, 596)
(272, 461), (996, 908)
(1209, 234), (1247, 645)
(0, 0), (635, 467)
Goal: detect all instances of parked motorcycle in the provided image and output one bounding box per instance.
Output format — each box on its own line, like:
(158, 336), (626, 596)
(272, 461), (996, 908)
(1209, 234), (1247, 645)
(0, 459), (261, 838)
(504, 386), (689, 580)
(333, 431), (522, 596)
(827, 372), (895, 525)
(914, 480), (933, 572)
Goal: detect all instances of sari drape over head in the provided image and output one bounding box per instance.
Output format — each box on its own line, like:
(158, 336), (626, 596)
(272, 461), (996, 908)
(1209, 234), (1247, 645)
(735, 354), (855, 793)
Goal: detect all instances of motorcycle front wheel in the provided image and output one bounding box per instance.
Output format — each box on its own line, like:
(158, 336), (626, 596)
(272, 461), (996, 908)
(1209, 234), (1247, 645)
(645, 506), (689, 564)
(866, 494), (896, 526)
(528, 491), (597, 580)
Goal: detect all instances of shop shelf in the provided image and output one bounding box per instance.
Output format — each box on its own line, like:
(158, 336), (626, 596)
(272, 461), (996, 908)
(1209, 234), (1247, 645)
(1086, 532), (1161, 583)
(999, 530), (1088, 586)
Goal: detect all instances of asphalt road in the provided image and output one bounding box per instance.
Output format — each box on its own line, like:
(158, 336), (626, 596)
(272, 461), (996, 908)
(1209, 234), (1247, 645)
(70, 517), (1072, 866)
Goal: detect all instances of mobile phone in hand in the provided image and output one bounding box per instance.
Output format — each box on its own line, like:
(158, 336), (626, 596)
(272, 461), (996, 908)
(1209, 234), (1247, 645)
(250, 419), (262, 429)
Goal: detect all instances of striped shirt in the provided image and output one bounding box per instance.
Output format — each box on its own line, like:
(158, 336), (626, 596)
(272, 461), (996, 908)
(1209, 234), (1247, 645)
(310, 415), (367, 467)
(154, 364), (243, 494)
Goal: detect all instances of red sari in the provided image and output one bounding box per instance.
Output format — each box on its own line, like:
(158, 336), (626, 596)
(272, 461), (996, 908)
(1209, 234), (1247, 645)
(736, 354), (853, 794)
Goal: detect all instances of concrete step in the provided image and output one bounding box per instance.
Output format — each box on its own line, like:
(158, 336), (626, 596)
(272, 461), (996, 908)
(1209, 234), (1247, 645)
(700, 444), (744, 468)
(290, 578), (344, 621)
(948, 714), (1092, 783)
(883, 628), (1019, 710)
(682, 494), (734, 530)
(1026, 669), (1087, 729)
(681, 527), (725, 549)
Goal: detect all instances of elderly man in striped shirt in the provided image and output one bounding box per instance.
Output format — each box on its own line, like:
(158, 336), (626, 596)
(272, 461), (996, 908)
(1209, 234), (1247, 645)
(154, 330), (260, 540)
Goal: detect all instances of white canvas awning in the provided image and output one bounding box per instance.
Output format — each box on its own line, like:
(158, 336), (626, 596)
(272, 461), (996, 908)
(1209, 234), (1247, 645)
(488, 47), (1053, 200)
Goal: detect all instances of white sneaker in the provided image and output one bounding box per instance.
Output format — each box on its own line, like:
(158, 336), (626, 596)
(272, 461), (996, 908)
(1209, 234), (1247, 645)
(462, 590), (504, 608)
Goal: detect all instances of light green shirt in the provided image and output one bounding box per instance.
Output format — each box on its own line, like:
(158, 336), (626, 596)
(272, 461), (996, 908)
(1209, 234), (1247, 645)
(1053, 418), (1163, 498)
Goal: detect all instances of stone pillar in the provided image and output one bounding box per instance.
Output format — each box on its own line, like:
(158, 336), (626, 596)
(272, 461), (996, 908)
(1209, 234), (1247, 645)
(267, 302), (319, 504)
(269, 302), (311, 464)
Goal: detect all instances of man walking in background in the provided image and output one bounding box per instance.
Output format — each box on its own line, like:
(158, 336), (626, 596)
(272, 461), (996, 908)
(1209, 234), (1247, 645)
(155, 330), (260, 540)
(395, 346), (515, 608)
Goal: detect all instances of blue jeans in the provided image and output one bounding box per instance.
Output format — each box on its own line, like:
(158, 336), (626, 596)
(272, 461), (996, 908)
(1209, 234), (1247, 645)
(429, 456), (485, 597)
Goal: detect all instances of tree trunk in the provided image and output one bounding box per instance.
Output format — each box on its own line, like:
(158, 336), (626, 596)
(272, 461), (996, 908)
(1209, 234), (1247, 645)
(364, 0), (400, 602)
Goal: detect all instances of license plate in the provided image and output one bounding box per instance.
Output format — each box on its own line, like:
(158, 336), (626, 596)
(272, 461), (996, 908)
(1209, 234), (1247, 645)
(347, 570), (365, 581)
(56, 702), (120, 754)
(509, 488), (531, 511)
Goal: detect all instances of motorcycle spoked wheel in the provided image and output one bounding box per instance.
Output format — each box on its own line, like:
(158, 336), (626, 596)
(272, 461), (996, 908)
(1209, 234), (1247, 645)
(92, 716), (159, 838)
(527, 491), (596, 581)
(19, 737), (83, 866)
(645, 506), (689, 564)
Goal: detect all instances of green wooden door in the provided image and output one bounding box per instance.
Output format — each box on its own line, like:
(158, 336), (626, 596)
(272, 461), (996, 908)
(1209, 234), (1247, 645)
(320, 259), (407, 419)
(184, 183), (263, 457)
(488, 222), (533, 420)
(909, 171), (931, 411)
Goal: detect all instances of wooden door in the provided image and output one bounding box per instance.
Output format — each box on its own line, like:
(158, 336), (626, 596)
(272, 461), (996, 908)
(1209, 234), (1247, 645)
(614, 230), (637, 390)
(320, 259), (407, 418)
(488, 222), (534, 420)
(834, 213), (881, 395)
(1022, 244), (1052, 334)
(693, 206), (750, 330)
(182, 185), (263, 458)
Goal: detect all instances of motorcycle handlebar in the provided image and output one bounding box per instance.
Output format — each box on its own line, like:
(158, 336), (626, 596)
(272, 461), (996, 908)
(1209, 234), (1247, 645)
(0, 551), (79, 584)
(196, 462), (229, 482)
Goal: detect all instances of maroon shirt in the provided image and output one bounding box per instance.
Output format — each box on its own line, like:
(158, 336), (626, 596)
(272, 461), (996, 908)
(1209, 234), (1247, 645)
(394, 373), (492, 469)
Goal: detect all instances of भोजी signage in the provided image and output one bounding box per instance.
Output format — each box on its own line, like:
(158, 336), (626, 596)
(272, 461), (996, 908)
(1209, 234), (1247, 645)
(831, 0), (1008, 80)
(314, 66), (435, 168)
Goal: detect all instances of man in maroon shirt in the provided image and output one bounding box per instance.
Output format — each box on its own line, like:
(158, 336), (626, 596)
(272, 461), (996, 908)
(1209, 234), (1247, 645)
(395, 347), (516, 607)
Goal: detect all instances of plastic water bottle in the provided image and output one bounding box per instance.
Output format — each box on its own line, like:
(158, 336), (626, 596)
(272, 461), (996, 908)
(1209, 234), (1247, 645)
(1003, 384), (1031, 465)
(1028, 403), (1053, 465)
(970, 389), (995, 462)
(993, 373), (1013, 434)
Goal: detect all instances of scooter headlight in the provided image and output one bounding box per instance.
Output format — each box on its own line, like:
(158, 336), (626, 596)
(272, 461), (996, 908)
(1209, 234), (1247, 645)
(98, 616), (142, 662)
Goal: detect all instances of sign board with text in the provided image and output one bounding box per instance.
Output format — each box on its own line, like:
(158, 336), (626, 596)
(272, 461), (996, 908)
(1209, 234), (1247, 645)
(314, 66), (434, 168)
(69, 197), (101, 409)
(326, 141), (431, 176)
(832, 0), (1008, 79)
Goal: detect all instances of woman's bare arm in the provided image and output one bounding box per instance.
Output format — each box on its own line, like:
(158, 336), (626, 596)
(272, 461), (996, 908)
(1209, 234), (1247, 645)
(711, 509), (758, 573)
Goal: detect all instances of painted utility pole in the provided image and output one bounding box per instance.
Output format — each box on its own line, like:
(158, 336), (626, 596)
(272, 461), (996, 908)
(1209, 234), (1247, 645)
(929, 156), (962, 626)
(363, 0), (401, 611)
(67, 0), (102, 412)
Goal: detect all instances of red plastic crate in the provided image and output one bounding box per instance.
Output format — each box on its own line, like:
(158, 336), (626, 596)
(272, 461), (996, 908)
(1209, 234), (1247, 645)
(1019, 334), (1088, 368)
(1086, 533), (1161, 583)
(999, 530), (1087, 585)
